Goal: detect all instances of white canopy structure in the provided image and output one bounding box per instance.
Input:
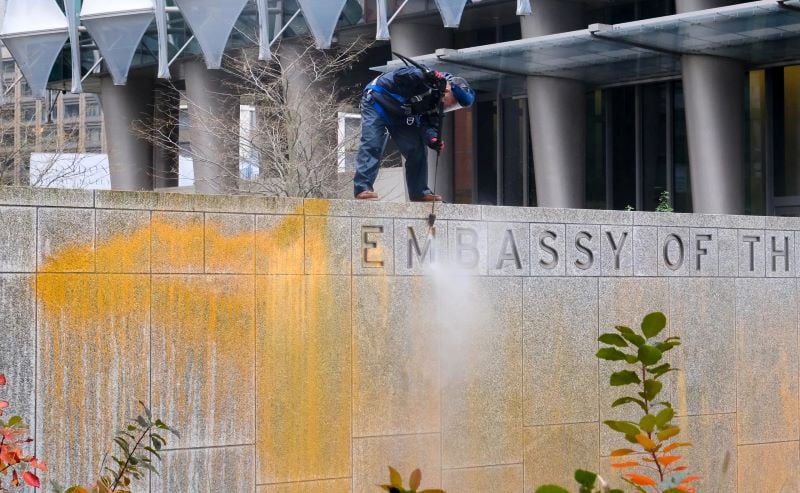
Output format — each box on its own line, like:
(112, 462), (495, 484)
(297, 0), (348, 49)
(81, 0), (156, 85)
(433, 0), (469, 28)
(0, 0), (519, 96)
(0, 0), (68, 98)
(173, 0), (250, 69)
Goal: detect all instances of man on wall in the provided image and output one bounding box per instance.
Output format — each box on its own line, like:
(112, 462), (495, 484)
(353, 60), (475, 202)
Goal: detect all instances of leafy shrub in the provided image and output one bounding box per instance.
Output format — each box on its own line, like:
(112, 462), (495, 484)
(53, 401), (178, 493)
(379, 467), (444, 493)
(537, 312), (699, 493)
(0, 373), (45, 490)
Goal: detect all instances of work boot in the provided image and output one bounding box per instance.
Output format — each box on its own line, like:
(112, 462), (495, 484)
(411, 193), (442, 202)
(355, 190), (378, 200)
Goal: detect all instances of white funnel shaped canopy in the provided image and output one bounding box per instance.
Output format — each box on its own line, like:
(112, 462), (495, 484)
(82, 13), (155, 85)
(2, 33), (68, 99)
(173, 0), (249, 69)
(297, 0), (347, 49)
(433, 0), (468, 28)
(0, 0), (68, 99)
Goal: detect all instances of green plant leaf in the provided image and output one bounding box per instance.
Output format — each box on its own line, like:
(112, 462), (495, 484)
(388, 467), (403, 488)
(611, 397), (647, 412)
(657, 426), (681, 441)
(637, 345), (663, 365)
(641, 312), (667, 338)
(655, 407), (675, 429)
(599, 333), (628, 347)
(574, 469), (597, 487)
(639, 414), (656, 433)
(615, 326), (646, 347)
(604, 420), (641, 436)
(643, 379), (663, 401)
(656, 340), (681, 352)
(624, 433), (639, 444)
(610, 370), (641, 386)
(596, 348), (628, 361)
(535, 486), (570, 493)
(647, 363), (677, 379)
(7, 415), (22, 427)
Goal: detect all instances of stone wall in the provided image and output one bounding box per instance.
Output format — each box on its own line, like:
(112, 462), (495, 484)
(0, 187), (798, 492)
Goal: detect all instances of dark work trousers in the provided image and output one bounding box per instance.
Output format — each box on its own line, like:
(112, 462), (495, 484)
(353, 93), (432, 199)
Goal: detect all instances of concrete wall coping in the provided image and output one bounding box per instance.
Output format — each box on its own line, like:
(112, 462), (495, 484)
(4, 187), (800, 231)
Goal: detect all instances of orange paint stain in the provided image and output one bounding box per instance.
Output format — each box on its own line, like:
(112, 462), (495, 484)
(35, 202), (351, 484)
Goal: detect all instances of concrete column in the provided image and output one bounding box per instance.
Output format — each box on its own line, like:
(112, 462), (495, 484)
(521, 0), (586, 209)
(152, 85), (180, 189)
(183, 59), (240, 194)
(100, 76), (155, 190)
(677, 0), (746, 214)
(390, 22), (454, 201)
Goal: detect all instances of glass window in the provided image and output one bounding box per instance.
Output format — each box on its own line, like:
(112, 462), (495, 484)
(475, 99), (497, 205)
(502, 98), (527, 206)
(672, 83), (691, 213)
(609, 86), (636, 210)
(63, 102), (80, 120)
(586, 90), (605, 209)
(2, 61), (15, 76)
(21, 104), (36, 123)
(87, 125), (102, 145)
(453, 107), (474, 204)
(85, 100), (101, 118)
(746, 70), (766, 215)
(642, 83), (667, 211)
(774, 66), (800, 199)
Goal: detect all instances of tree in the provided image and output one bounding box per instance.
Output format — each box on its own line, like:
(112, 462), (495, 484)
(139, 36), (374, 198)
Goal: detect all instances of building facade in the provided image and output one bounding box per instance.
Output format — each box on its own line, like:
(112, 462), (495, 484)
(0, 46), (106, 186)
(2, 0), (800, 215)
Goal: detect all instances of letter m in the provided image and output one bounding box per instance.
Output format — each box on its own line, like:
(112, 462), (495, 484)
(408, 226), (434, 268)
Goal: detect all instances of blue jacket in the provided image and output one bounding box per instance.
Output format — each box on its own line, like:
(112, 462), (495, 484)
(366, 67), (442, 142)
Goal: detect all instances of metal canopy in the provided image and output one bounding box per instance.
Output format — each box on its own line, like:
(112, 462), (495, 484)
(378, 0), (800, 91)
(173, 0), (250, 69)
(599, 0), (800, 64)
(433, 0), (469, 28)
(0, 0), (69, 99)
(297, 0), (348, 49)
(81, 0), (156, 85)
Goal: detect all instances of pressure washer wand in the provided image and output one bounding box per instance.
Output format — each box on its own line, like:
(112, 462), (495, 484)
(427, 100), (445, 239)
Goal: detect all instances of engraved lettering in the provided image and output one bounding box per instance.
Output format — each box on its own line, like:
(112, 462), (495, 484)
(407, 226), (435, 268)
(539, 230), (559, 270)
(456, 227), (480, 269)
(663, 234), (685, 271)
(770, 235), (789, 272)
(743, 235), (761, 272)
(574, 231), (594, 270)
(695, 234), (712, 271)
(362, 225), (385, 268)
(496, 229), (522, 270)
(605, 231), (629, 270)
